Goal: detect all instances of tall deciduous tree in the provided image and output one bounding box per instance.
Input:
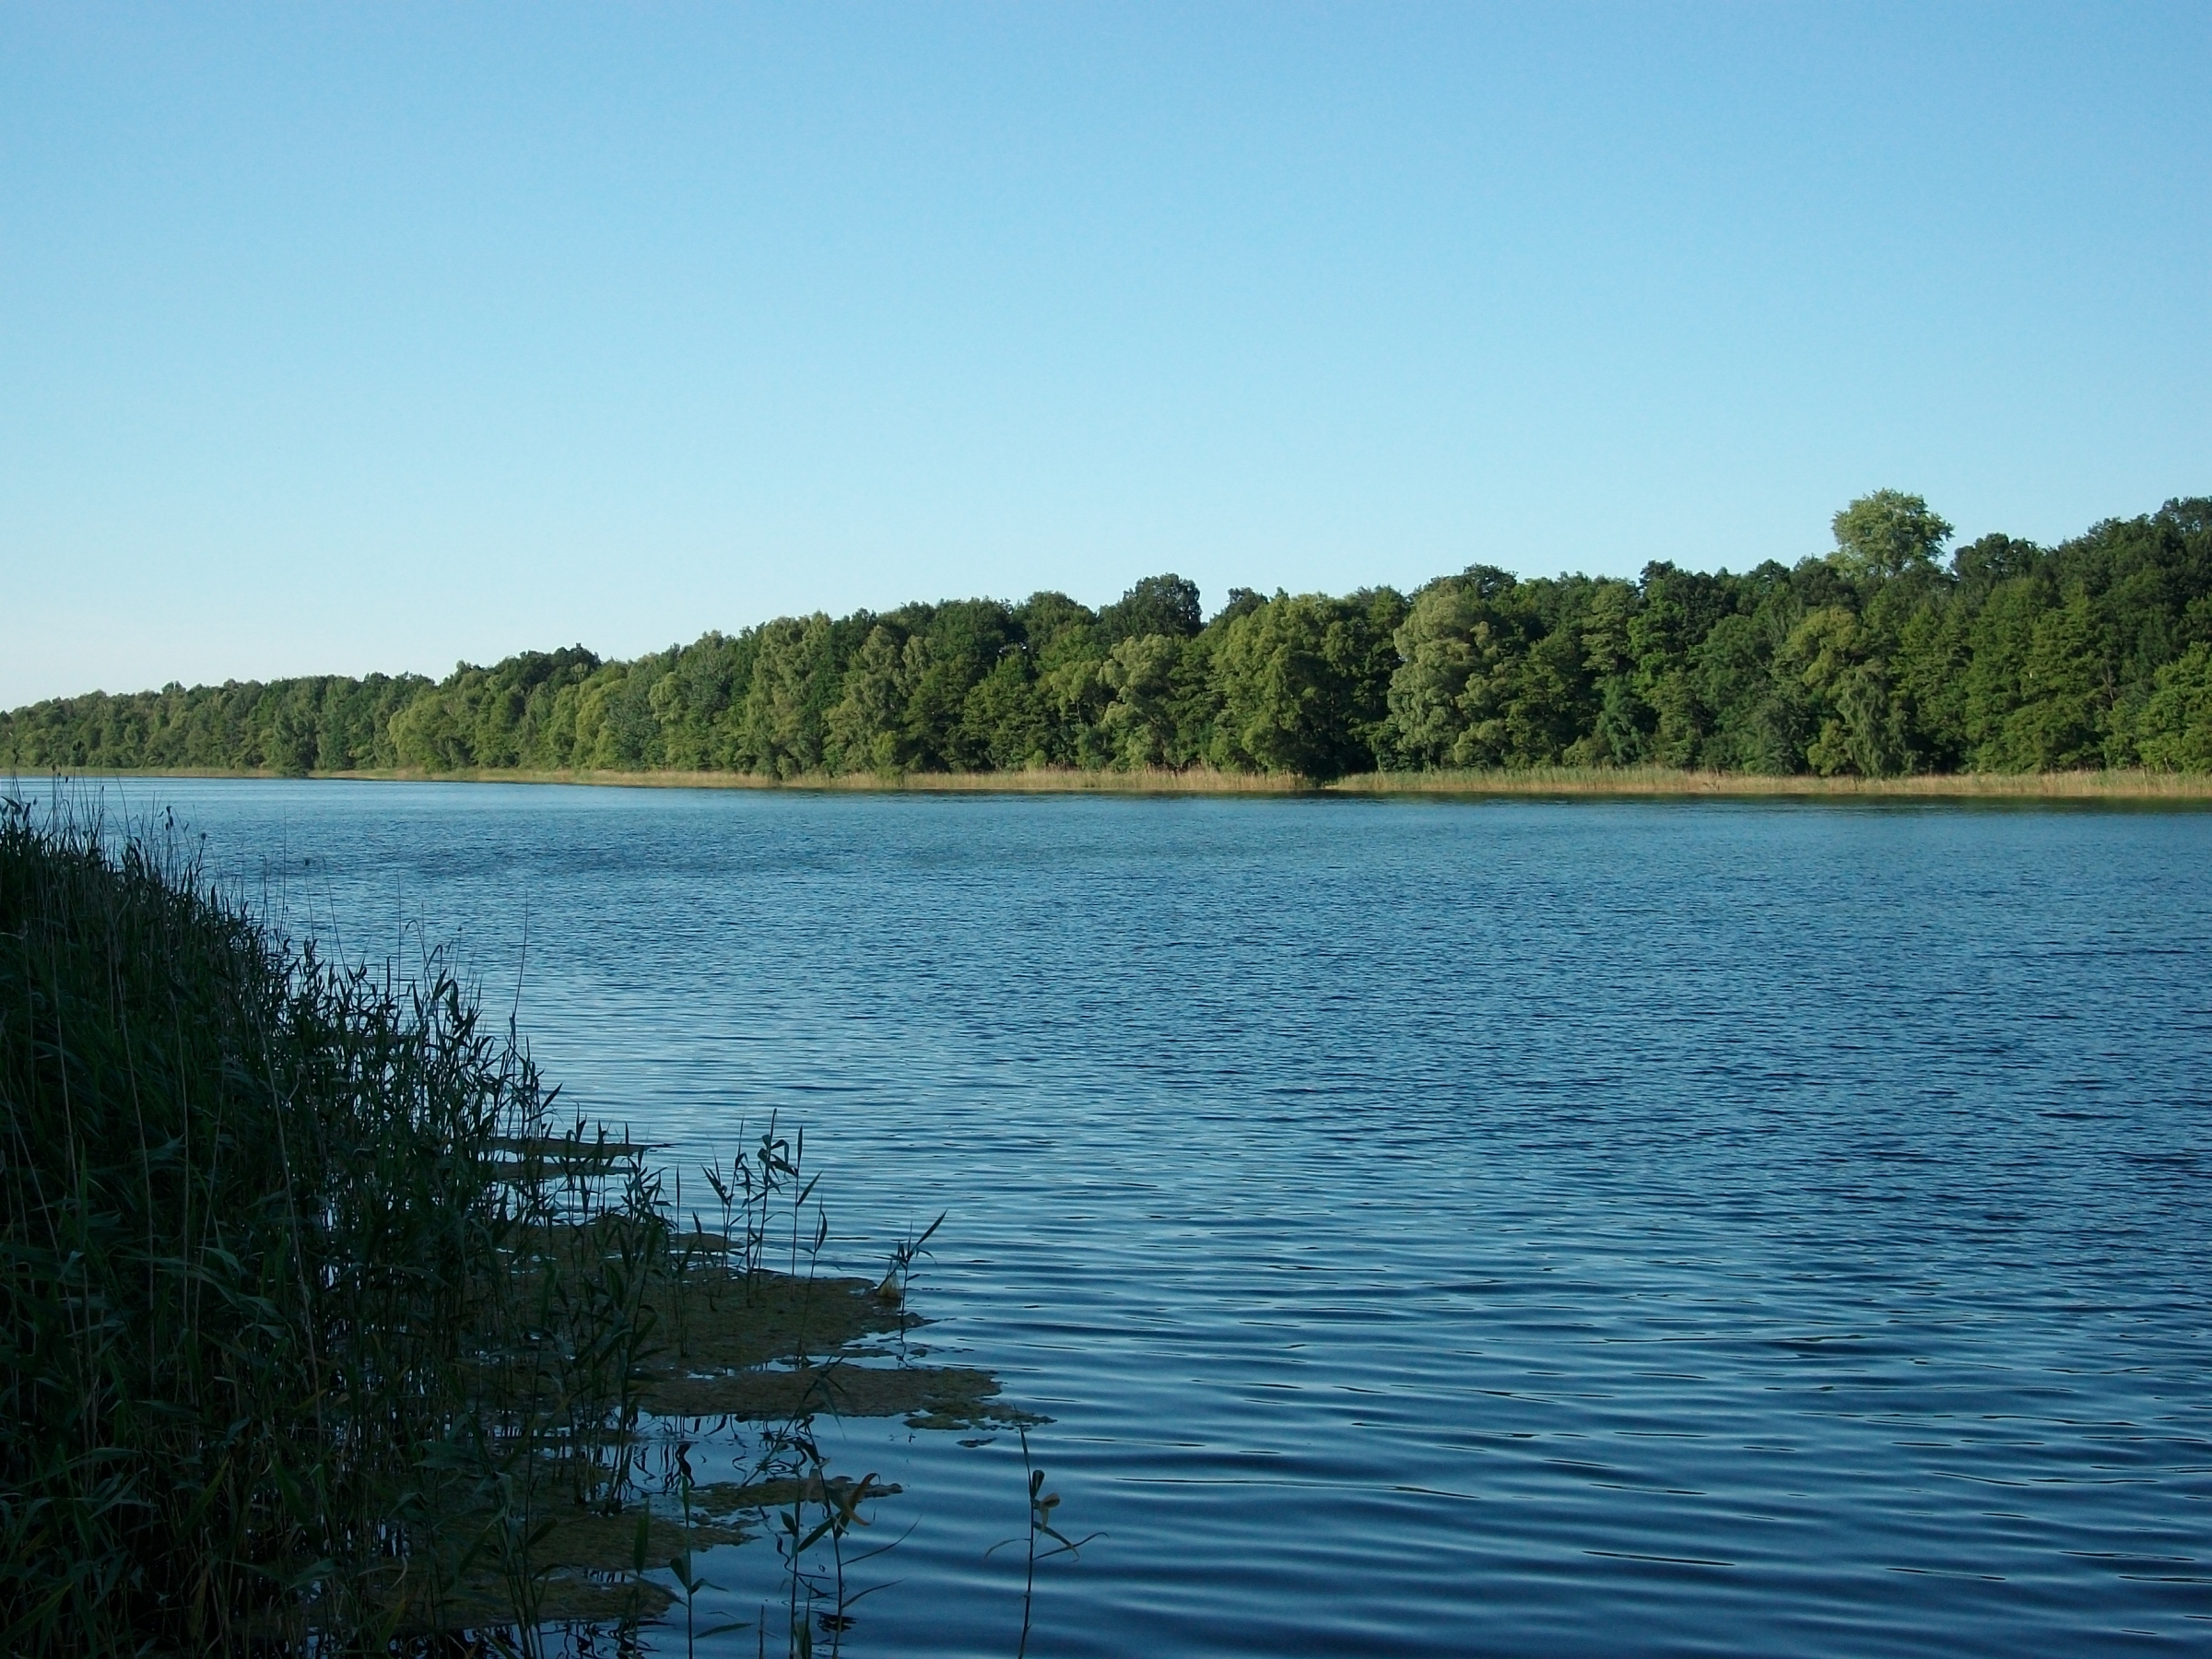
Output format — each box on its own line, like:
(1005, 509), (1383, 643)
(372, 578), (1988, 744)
(1831, 490), (1954, 580)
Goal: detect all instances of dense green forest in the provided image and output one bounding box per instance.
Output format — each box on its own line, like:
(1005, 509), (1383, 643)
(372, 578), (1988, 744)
(8, 492), (2211, 781)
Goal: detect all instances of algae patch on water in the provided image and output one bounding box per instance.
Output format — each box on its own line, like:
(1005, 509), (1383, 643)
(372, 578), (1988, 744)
(639, 1250), (1041, 1430)
(408, 1241), (1043, 1633)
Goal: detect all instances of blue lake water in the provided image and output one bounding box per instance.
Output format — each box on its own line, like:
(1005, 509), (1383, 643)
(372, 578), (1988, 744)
(42, 779), (2212, 1655)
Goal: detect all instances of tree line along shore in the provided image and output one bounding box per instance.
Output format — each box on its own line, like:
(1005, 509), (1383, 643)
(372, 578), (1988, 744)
(9, 492), (2211, 785)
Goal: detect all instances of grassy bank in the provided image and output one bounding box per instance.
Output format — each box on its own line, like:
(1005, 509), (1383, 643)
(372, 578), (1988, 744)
(330, 763), (1301, 794)
(24, 762), (2212, 801)
(1330, 766), (2212, 800)
(0, 799), (1015, 1655)
(18, 762), (1308, 794)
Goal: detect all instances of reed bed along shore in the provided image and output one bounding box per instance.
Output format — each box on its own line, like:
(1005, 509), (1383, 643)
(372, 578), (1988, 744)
(308, 764), (1303, 794)
(1330, 765), (2212, 799)
(28, 762), (2212, 801)
(0, 795), (1021, 1656)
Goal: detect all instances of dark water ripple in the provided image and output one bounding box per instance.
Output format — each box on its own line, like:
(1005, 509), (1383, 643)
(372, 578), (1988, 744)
(76, 780), (2212, 1655)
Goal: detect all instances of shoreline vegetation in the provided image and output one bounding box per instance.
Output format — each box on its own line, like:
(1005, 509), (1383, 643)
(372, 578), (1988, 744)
(23, 761), (2212, 800)
(0, 798), (1020, 1656)
(7, 491), (2211, 787)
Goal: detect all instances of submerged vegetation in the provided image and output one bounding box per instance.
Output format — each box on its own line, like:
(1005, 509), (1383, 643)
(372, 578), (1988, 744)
(6, 491), (2211, 782)
(0, 798), (1023, 1654)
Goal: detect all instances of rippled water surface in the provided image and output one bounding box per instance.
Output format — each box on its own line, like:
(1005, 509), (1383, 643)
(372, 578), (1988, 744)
(75, 781), (2212, 1654)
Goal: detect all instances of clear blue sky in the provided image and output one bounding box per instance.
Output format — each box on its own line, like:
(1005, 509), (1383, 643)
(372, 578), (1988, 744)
(4, 3), (2206, 707)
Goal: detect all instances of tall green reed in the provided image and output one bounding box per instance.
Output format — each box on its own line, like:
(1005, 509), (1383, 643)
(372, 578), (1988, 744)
(3, 792), (1055, 1658)
(0, 796), (667, 1653)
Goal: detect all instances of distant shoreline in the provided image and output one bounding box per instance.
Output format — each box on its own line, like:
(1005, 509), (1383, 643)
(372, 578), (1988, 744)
(20, 764), (2212, 802)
